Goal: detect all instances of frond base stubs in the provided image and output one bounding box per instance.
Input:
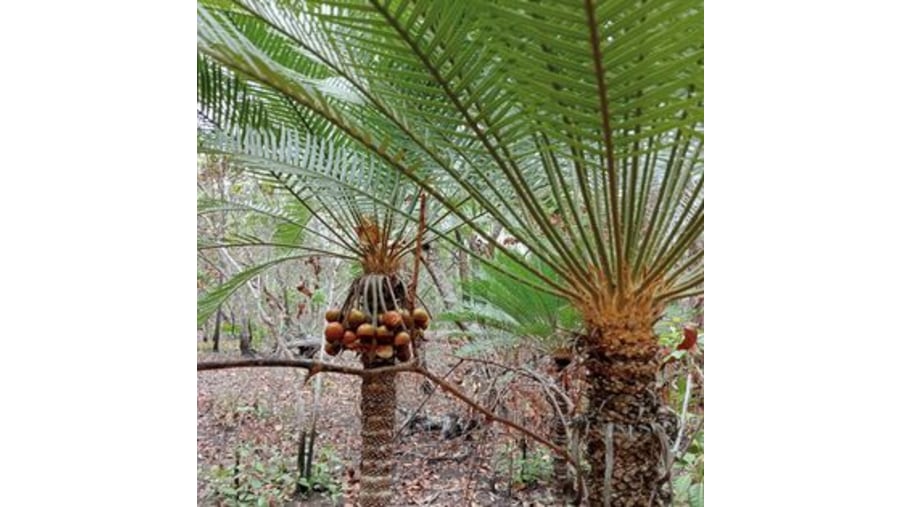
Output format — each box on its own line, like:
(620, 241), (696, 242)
(322, 272), (418, 506)
(581, 314), (676, 505)
(359, 370), (396, 507)
(357, 216), (407, 275)
(572, 268), (663, 340)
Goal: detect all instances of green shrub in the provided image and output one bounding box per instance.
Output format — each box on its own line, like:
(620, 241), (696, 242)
(295, 444), (343, 500)
(202, 443), (343, 506)
(495, 442), (553, 487)
(673, 430), (704, 507)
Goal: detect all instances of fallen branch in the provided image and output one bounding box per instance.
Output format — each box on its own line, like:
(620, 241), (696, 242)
(451, 355), (574, 412)
(418, 361), (585, 501)
(196, 357), (581, 472)
(411, 366), (576, 466)
(394, 359), (464, 441)
(197, 358), (416, 377)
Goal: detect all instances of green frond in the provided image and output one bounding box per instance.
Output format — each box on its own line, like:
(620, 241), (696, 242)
(452, 333), (522, 358)
(440, 252), (581, 353)
(198, 0), (704, 318)
(197, 195), (309, 229)
(197, 253), (314, 325)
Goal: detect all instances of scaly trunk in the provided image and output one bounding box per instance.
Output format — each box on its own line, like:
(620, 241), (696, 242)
(359, 370), (396, 507)
(583, 317), (677, 506)
(551, 354), (574, 501)
(349, 273), (405, 506)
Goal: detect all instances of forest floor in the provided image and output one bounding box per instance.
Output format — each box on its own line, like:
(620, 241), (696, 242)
(198, 336), (570, 506)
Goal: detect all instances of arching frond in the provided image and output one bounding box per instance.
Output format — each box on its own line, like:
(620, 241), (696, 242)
(198, 0), (703, 322)
(443, 252), (582, 354)
(197, 253), (316, 324)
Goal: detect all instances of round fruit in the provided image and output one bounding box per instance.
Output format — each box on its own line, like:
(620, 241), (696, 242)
(325, 308), (342, 323)
(381, 310), (402, 329)
(412, 308), (430, 329)
(375, 344), (394, 359)
(324, 322), (344, 343)
(394, 331), (411, 347)
(376, 325), (394, 344)
(396, 344), (411, 362)
(342, 330), (358, 346)
(399, 309), (414, 329)
(357, 323), (376, 340)
(324, 342), (342, 356)
(348, 309), (367, 329)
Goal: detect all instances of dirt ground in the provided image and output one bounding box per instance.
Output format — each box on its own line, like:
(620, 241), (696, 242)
(198, 337), (568, 506)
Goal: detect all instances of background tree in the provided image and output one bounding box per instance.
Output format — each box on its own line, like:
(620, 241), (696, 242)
(197, 154), (328, 357)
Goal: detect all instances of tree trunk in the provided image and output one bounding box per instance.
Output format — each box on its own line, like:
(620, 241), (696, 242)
(240, 319), (253, 357)
(454, 230), (470, 303)
(347, 273), (405, 506)
(551, 355), (574, 501)
(583, 318), (677, 506)
(212, 308), (222, 352)
(359, 370), (396, 507)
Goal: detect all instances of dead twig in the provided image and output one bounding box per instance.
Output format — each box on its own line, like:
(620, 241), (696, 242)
(408, 192), (426, 314)
(394, 359), (464, 441)
(451, 355), (574, 412)
(412, 366), (575, 466)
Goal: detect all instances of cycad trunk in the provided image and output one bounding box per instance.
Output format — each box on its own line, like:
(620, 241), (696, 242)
(359, 369), (396, 506)
(349, 273), (406, 506)
(583, 317), (677, 506)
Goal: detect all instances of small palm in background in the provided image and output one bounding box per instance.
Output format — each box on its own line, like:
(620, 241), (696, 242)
(442, 252), (581, 499)
(196, 146), (461, 505)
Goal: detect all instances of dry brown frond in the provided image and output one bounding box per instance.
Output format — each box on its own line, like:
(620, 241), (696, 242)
(354, 215), (405, 274)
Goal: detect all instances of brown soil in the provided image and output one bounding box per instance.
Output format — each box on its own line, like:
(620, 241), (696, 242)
(198, 338), (567, 506)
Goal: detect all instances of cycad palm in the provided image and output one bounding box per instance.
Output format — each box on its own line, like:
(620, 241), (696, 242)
(196, 147), (455, 506)
(198, 1), (702, 504)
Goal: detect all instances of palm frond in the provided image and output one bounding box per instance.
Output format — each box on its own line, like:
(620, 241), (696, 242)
(198, 0), (704, 322)
(441, 252), (581, 353)
(197, 253), (314, 324)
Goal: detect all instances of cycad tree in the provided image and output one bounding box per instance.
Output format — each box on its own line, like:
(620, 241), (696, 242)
(198, 0), (703, 504)
(195, 142), (457, 505)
